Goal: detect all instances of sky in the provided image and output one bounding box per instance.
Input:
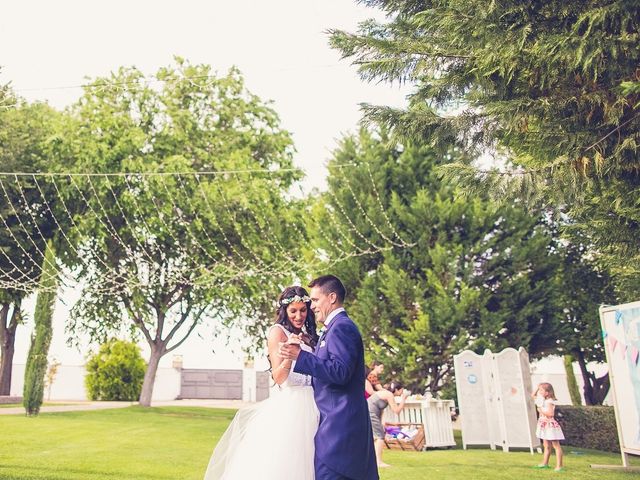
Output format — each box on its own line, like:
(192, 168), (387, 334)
(0, 0), (410, 370)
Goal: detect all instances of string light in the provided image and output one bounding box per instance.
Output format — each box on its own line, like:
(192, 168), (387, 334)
(320, 201), (374, 255)
(0, 177), (67, 287)
(324, 187), (388, 251)
(42, 174), (145, 293)
(0, 168), (413, 294)
(6, 175), (141, 294)
(212, 175), (299, 271)
(167, 173), (243, 271)
(363, 162), (416, 248)
(339, 171), (406, 247)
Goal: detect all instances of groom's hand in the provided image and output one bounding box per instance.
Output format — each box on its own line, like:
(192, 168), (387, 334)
(279, 341), (301, 360)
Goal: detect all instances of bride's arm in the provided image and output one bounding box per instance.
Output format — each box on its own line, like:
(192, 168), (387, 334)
(268, 327), (293, 385)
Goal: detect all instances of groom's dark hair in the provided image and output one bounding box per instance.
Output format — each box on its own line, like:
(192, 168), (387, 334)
(308, 275), (346, 303)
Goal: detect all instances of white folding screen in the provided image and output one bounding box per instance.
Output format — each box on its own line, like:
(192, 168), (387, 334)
(454, 350), (491, 447)
(454, 347), (539, 453)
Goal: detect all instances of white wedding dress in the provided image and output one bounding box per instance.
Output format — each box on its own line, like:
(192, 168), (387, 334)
(204, 325), (319, 480)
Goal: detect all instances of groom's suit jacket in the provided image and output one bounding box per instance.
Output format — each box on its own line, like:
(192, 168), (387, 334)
(294, 310), (378, 480)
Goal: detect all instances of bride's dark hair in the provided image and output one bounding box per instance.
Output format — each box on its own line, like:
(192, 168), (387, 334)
(275, 286), (319, 348)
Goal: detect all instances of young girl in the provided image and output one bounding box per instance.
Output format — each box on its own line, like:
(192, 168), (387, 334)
(533, 382), (565, 471)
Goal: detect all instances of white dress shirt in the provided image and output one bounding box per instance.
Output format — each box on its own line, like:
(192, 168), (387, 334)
(323, 307), (345, 329)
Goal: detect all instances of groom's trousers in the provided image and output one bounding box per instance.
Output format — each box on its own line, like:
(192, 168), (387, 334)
(316, 461), (352, 480)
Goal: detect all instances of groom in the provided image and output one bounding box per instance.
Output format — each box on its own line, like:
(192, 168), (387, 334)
(280, 275), (378, 480)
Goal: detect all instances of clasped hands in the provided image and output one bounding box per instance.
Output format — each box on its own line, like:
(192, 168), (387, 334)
(279, 334), (302, 361)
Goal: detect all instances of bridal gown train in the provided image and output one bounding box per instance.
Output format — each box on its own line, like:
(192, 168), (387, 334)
(204, 325), (319, 480)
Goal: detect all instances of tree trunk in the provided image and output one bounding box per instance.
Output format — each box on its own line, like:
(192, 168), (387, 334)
(138, 345), (165, 407)
(0, 330), (16, 395)
(0, 302), (19, 395)
(591, 372), (610, 405)
(576, 350), (594, 404)
(576, 349), (610, 405)
(428, 364), (445, 395)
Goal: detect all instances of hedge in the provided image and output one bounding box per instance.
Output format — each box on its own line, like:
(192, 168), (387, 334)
(554, 405), (619, 453)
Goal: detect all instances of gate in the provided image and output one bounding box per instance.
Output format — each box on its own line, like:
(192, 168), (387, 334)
(180, 369), (242, 399)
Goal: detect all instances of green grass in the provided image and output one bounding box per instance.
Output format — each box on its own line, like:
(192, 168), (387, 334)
(0, 406), (637, 479)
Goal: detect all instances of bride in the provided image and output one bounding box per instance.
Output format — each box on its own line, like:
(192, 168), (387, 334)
(203, 286), (320, 479)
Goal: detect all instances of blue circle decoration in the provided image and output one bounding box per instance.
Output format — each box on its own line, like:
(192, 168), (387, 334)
(467, 374), (478, 384)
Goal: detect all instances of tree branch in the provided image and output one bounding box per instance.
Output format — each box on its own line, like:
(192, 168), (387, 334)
(122, 296), (154, 346)
(163, 303), (195, 345)
(166, 306), (207, 353)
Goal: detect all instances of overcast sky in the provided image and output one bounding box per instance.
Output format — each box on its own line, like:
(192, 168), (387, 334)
(1, 0), (409, 191)
(1, 0), (410, 370)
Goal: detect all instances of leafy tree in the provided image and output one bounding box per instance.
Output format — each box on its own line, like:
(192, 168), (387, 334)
(23, 240), (58, 415)
(53, 58), (303, 406)
(0, 100), (64, 395)
(309, 129), (563, 393)
(85, 339), (146, 401)
(329, 0), (640, 296)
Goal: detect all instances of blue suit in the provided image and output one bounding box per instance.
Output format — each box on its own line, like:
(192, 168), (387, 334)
(294, 310), (378, 480)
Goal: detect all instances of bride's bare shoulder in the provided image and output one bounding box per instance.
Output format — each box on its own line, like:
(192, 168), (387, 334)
(267, 324), (288, 345)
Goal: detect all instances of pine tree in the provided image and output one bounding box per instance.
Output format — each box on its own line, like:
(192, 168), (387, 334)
(563, 355), (582, 406)
(330, 0), (640, 296)
(23, 240), (58, 416)
(310, 129), (564, 393)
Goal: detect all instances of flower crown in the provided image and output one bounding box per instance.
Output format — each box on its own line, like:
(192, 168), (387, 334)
(280, 294), (311, 306)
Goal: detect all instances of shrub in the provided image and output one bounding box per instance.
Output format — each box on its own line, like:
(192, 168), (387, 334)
(555, 405), (619, 453)
(85, 339), (146, 401)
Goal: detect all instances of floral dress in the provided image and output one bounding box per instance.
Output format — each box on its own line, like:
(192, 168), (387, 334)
(535, 398), (565, 441)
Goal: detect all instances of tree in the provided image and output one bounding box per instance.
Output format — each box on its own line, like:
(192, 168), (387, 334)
(329, 0), (640, 296)
(54, 58), (304, 406)
(309, 129), (563, 393)
(44, 357), (61, 401)
(85, 339), (146, 401)
(0, 100), (64, 395)
(23, 240), (58, 415)
(556, 238), (616, 404)
(563, 355), (582, 406)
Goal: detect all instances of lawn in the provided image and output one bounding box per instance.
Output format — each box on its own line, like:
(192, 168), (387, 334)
(0, 406), (637, 480)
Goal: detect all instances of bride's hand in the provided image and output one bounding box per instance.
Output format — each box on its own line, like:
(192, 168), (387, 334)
(279, 336), (302, 360)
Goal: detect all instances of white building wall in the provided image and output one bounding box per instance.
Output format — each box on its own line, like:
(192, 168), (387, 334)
(10, 364), (181, 401)
(152, 367), (182, 401)
(8, 355), (610, 405)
